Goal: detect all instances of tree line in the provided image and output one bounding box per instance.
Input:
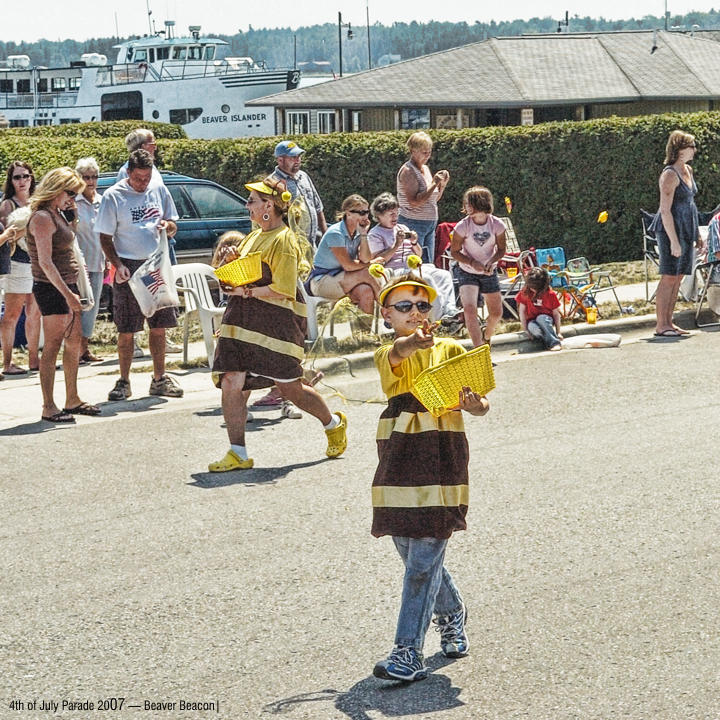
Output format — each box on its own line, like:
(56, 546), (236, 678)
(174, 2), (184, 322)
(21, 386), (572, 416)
(1, 11), (720, 73)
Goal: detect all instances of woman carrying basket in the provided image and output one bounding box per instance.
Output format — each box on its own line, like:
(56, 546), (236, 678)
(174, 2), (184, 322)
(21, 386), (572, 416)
(209, 176), (347, 472)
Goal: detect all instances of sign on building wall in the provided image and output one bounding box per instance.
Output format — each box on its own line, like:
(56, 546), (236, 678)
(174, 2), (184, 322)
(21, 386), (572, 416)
(521, 108), (534, 126)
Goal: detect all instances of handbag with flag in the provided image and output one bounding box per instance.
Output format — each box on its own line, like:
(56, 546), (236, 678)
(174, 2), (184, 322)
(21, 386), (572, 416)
(128, 228), (180, 317)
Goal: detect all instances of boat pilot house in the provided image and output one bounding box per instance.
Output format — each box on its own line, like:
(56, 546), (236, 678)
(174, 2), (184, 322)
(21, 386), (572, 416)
(250, 30), (720, 134)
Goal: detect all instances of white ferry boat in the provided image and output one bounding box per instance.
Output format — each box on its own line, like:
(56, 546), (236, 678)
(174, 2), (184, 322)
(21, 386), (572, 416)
(0, 22), (299, 138)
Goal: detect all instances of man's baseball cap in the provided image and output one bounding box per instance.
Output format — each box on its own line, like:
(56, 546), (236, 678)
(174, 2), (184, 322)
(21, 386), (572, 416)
(274, 140), (305, 157)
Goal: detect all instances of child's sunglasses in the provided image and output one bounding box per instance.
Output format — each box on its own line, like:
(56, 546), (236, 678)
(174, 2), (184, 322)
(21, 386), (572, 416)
(386, 300), (432, 313)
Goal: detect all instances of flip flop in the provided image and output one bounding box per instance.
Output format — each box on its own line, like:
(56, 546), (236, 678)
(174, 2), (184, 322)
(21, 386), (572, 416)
(653, 329), (683, 337)
(41, 411), (76, 423)
(3, 366), (28, 375)
(63, 402), (101, 416)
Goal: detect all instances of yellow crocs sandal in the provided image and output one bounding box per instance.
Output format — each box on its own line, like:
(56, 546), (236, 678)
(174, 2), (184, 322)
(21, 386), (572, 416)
(325, 411), (348, 458)
(208, 450), (254, 473)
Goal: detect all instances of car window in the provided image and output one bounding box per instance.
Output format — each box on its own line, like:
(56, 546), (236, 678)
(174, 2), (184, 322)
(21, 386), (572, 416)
(183, 184), (248, 220)
(168, 185), (197, 219)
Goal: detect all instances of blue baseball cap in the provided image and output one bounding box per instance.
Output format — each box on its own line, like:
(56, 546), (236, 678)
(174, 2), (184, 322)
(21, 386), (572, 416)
(274, 140), (305, 157)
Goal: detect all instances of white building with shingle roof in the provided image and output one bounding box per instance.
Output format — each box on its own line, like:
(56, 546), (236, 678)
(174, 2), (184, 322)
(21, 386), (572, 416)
(249, 30), (720, 134)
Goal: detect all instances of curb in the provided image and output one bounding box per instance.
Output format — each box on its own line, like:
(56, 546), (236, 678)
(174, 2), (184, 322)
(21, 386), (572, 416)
(308, 309), (682, 379)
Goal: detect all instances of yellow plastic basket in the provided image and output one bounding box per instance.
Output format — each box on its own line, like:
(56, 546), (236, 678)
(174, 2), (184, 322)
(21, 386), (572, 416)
(213, 252), (262, 287)
(411, 345), (495, 417)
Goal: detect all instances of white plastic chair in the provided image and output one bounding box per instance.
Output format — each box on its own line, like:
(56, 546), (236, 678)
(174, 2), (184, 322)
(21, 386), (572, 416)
(172, 263), (226, 368)
(298, 281), (336, 341)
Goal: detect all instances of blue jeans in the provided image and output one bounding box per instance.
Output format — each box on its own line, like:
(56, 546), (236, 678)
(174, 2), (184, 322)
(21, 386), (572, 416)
(393, 536), (464, 650)
(526, 313), (561, 349)
(398, 216), (437, 265)
(81, 271), (105, 339)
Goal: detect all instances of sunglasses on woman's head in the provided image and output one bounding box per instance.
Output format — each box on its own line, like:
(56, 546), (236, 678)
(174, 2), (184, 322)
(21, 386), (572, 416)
(13, 173), (31, 180)
(386, 300), (432, 314)
(348, 209), (370, 215)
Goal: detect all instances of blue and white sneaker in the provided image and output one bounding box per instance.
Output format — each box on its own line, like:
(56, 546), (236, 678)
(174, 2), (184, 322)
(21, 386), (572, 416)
(373, 646), (428, 682)
(433, 603), (469, 657)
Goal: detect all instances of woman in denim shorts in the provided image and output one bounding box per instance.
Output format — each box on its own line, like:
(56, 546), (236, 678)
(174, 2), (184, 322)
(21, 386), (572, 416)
(450, 186), (507, 347)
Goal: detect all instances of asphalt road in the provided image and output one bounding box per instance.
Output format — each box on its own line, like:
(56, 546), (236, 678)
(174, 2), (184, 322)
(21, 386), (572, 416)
(2, 327), (719, 720)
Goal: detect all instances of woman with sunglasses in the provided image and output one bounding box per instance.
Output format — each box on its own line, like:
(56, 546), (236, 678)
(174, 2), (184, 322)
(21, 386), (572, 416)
(650, 130), (701, 337)
(209, 176), (347, 471)
(74, 157), (105, 363)
(309, 194), (379, 314)
(0, 161), (41, 375)
(27, 167), (100, 423)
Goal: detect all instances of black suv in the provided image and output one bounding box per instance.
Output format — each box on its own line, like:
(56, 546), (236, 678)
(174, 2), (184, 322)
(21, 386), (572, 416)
(97, 171), (252, 264)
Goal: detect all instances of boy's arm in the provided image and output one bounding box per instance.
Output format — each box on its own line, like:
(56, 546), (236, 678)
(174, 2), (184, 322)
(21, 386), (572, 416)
(388, 321), (435, 368)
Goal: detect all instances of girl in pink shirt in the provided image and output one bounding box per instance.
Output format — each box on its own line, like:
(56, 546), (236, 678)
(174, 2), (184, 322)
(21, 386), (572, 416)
(450, 186), (507, 346)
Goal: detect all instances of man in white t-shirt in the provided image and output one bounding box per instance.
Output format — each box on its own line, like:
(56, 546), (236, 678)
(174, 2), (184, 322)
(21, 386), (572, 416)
(97, 149), (183, 402)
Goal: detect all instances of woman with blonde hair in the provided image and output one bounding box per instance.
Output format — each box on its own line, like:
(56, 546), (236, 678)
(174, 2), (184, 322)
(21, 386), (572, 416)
(396, 131), (450, 264)
(209, 176), (347, 472)
(309, 194), (378, 313)
(26, 167), (100, 422)
(650, 130), (701, 336)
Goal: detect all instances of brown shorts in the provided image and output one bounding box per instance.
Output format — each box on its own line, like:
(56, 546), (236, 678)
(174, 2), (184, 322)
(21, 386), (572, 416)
(33, 280), (80, 316)
(113, 257), (178, 334)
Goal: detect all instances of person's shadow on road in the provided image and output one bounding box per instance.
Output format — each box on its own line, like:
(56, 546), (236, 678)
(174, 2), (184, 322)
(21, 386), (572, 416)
(263, 654), (463, 719)
(189, 458), (329, 488)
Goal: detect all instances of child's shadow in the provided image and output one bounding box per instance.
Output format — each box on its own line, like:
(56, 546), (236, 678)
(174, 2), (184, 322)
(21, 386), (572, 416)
(264, 654), (463, 719)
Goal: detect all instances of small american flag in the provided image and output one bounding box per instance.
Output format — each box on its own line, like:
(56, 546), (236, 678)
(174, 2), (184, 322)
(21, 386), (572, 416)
(131, 204), (162, 223)
(140, 269), (165, 296)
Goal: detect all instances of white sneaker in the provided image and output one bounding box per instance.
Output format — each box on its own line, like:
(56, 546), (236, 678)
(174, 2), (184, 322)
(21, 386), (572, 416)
(133, 343), (144, 359)
(165, 340), (182, 354)
(246, 411), (254, 423)
(281, 400), (302, 419)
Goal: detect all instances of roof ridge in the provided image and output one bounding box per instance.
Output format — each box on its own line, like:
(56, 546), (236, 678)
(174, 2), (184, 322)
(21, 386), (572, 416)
(487, 37), (528, 102)
(594, 34), (643, 98)
(660, 31), (714, 95)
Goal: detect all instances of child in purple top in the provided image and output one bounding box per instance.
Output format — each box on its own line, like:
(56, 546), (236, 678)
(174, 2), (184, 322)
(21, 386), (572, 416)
(450, 186), (507, 347)
(360, 193), (460, 322)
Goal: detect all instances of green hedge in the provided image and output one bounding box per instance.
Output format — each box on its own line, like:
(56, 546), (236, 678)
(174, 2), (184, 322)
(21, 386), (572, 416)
(0, 120), (185, 139)
(159, 113), (720, 263)
(2, 113), (719, 262)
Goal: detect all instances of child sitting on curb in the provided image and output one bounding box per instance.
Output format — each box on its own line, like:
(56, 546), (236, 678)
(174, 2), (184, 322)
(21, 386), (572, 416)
(371, 273), (489, 682)
(515, 267), (563, 351)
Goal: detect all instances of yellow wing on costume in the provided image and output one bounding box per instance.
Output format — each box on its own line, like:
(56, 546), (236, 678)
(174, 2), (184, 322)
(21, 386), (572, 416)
(287, 195), (314, 280)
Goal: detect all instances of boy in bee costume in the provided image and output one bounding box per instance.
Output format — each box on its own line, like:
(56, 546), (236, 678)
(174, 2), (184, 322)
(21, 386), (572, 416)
(371, 272), (490, 682)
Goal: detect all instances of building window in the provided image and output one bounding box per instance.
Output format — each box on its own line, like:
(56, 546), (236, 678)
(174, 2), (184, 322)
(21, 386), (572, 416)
(286, 111), (309, 134)
(37, 78), (49, 93)
(400, 109), (430, 129)
(169, 107), (203, 125)
(59, 118), (81, 124)
(16, 79), (30, 93)
(51, 77), (66, 92)
(0, 79), (12, 93)
(9, 119), (29, 127)
(351, 110), (362, 132)
(68, 77), (81, 91)
(317, 111), (336, 134)
(34, 119), (53, 126)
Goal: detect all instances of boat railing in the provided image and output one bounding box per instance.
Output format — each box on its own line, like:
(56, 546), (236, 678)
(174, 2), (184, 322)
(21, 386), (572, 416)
(95, 63), (155, 87)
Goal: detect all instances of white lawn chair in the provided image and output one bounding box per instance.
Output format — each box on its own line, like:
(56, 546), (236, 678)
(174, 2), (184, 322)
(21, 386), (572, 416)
(172, 263), (226, 368)
(298, 281), (336, 341)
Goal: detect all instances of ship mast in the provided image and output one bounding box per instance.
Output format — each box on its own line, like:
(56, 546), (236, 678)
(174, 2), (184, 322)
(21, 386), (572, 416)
(146, 0), (154, 35)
